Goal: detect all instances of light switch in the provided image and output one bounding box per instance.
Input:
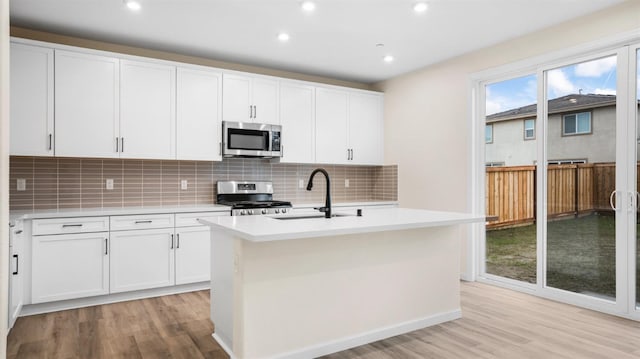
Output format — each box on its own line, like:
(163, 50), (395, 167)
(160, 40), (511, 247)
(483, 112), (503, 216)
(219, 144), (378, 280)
(106, 179), (114, 190)
(345, 179), (350, 188)
(298, 179), (304, 189)
(16, 179), (26, 192)
(181, 180), (188, 190)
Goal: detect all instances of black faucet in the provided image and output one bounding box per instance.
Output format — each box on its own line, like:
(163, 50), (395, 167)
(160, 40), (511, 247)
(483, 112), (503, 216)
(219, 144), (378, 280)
(306, 168), (332, 219)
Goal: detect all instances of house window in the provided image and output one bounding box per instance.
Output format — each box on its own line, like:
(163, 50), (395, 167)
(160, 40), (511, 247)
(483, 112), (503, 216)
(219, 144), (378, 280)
(524, 119), (535, 140)
(485, 124), (493, 144)
(563, 112), (591, 135)
(485, 162), (504, 167)
(548, 159), (587, 165)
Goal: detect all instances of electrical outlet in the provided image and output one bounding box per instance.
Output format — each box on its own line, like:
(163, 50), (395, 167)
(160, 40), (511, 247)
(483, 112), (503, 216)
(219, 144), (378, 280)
(106, 179), (114, 190)
(16, 179), (26, 192)
(181, 180), (188, 190)
(299, 179), (304, 189)
(345, 179), (350, 188)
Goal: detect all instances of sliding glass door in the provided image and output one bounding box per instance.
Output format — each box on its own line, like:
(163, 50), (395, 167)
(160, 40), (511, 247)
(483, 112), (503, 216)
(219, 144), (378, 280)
(544, 55), (618, 302)
(479, 43), (640, 319)
(484, 75), (537, 285)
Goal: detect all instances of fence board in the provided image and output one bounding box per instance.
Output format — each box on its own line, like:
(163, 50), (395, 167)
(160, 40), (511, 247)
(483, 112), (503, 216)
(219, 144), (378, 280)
(486, 163), (619, 229)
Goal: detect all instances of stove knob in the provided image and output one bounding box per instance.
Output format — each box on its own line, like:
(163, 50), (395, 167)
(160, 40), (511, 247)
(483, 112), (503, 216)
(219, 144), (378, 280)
(281, 208), (287, 214)
(240, 210), (246, 215)
(248, 209), (254, 215)
(275, 209), (280, 214)
(262, 209), (268, 214)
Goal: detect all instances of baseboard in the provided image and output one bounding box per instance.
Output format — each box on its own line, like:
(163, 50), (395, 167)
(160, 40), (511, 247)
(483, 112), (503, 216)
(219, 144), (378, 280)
(20, 281), (210, 316)
(213, 309), (462, 359)
(213, 333), (237, 359)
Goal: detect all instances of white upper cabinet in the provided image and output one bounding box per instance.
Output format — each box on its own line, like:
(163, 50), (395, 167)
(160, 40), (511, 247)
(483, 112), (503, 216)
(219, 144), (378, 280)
(177, 66), (222, 161)
(315, 87), (384, 166)
(55, 50), (120, 158)
(279, 81), (315, 163)
(120, 60), (176, 160)
(10, 43), (54, 156)
(348, 92), (384, 165)
(315, 87), (349, 164)
(223, 73), (279, 125)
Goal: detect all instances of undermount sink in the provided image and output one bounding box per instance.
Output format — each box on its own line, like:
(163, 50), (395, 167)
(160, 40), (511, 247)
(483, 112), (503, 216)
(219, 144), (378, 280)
(272, 213), (354, 220)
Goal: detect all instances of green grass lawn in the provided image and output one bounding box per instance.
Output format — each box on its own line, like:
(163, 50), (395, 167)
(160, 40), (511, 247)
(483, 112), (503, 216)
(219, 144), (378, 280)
(486, 213), (640, 302)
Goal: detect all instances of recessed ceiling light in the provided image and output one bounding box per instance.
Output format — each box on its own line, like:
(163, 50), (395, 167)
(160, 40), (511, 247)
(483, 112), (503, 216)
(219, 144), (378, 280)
(376, 43), (385, 48)
(383, 55), (394, 63)
(278, 33), (290, 42)
(413, 2), (428, 13)
(301, 1), (316, 12)
(125, 0), (141, 11)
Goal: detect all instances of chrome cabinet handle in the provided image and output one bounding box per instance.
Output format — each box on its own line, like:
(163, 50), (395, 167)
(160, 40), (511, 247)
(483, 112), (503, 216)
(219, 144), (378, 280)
(249, 105), (252, 118)
(177, 233), (180, 249)
(116, 137), (119, 153)
(62, 224), (83, 228)
(170, 234), (174, 249)
(219, 142), (222, 156)
(48, 134), (52, 151)
(135, 220), (153, 224)
(347, 148), (350, 160)
(105, 238), (108, 255)
(121, 137), (124, 152)
(15, 230), (22, 235)
(254, 105), (257, 119)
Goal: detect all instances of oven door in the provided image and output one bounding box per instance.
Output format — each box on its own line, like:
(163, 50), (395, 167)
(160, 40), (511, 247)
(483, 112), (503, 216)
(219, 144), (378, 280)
(223, 121), (274, 157)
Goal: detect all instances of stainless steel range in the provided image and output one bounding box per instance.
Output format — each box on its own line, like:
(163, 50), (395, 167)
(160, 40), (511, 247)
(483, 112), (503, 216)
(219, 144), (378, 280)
(217, 181), (292, 216)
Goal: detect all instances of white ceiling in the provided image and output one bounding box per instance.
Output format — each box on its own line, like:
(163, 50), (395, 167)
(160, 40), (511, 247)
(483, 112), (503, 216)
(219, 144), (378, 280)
(10, 0), (625, 84)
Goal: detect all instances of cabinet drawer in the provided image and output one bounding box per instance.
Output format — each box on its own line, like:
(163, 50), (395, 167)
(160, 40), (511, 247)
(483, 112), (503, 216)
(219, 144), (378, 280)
(110, 214), (174, 231)
(32, 217), (109, 235)
(175, 212), (228, 227)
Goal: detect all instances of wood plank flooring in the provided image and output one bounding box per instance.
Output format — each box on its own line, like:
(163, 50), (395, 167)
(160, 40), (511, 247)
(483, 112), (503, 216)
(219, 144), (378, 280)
(8, 282), (640, 358)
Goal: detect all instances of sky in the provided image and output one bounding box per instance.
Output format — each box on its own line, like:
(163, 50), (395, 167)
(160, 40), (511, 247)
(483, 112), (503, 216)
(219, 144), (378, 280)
(484, 55), (632, 116)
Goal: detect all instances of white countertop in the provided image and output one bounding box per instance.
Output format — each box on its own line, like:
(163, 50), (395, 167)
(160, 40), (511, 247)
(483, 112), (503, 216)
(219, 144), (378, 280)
(8, 201), (398, 222)
(200, 207), (484, 242)
(10, 204), (231, 221)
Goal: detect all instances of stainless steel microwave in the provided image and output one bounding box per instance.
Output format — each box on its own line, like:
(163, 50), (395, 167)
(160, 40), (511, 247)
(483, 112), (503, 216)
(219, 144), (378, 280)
(222, 121), (282, 158)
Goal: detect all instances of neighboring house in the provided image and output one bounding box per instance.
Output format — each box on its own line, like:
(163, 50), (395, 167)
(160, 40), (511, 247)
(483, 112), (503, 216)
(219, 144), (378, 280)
(485, 94), (622, 166)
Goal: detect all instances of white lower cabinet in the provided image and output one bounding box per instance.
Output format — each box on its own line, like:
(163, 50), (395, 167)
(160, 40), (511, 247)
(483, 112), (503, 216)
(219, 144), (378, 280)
(175, 226), (211, 285)
(31, 232), (110, 304)
(9, 223), (24, 329)
(109, 228), (175, 293)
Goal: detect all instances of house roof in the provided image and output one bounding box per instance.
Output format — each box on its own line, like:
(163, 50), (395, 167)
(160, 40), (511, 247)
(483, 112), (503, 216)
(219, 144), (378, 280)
(486, 94), (617, 123)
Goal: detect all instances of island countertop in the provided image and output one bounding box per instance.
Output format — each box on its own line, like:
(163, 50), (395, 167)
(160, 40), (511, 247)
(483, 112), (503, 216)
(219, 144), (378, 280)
(199, 207), (484, 242)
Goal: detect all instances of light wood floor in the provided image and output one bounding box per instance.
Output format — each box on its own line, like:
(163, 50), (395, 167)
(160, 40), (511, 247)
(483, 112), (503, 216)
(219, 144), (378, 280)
(8, 282), (640, 358)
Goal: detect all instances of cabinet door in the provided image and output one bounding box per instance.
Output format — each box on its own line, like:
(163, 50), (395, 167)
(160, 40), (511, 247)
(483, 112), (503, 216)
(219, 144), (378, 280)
(9, 227), (24, 329)
(120, 60), (176, 159)
(279, 81), (315, 163)
(349, 92), (384, 165)
(55, 50), (120, 158)
(10, 43), (54, 156)
(177, 67), (222, 161)
(175, 226), (211, 285)
(31, 232), (109, 303)
(315, 87), (349, 164)
(252, 77), (279, 125)
(222, 74), (252, 123)
(110, 228), (175, 293)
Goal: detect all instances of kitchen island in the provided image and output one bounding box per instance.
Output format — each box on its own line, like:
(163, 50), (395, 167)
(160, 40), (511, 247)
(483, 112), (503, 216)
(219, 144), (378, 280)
(200, 208), (484, 359)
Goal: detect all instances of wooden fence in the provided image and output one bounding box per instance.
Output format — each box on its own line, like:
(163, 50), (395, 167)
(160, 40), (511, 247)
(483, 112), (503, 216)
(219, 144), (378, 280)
(486, 163), (616, 229)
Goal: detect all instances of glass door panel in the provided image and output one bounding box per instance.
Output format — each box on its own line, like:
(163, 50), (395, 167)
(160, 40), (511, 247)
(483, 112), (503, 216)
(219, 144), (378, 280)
(484, 74), (537, 284)
(545, 55), (617, 300)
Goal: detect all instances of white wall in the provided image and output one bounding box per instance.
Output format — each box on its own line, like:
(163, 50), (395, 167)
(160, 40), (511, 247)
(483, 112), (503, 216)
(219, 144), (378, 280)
(1, 0), (10, 352)
(375, 1), (640, 277)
